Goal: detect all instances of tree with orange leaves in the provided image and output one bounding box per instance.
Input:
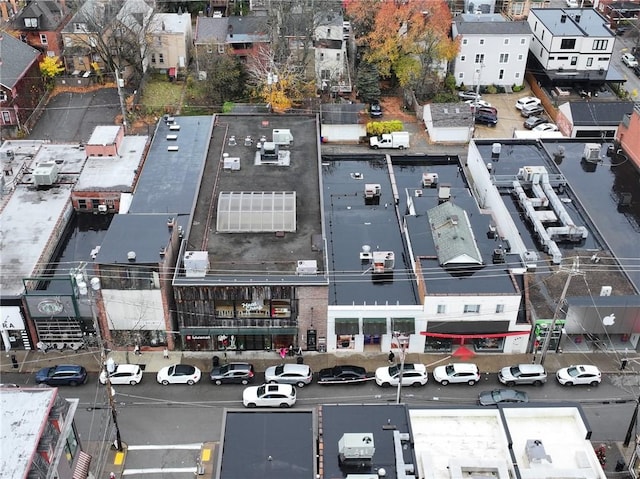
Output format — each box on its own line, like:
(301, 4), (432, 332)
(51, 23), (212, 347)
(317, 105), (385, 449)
(347, 0), (459, 100)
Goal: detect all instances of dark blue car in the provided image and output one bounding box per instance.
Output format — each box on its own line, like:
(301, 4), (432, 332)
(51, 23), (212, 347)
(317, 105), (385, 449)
(35, 364), (88, 386)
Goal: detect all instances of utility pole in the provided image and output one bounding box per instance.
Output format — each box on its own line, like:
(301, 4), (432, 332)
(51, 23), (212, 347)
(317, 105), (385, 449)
(538, 257), (582, 366)
(114, 69), (128, 133)
(394, 332), (408, 404)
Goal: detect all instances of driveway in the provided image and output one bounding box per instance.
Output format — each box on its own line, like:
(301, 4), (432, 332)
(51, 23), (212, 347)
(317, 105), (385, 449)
(472, 87), (538, 140)
(28, 88), (121, 143)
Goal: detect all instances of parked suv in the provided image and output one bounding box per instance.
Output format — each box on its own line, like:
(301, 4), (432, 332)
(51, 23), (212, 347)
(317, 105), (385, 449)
(622, 53), (639, 68)
(433, 363), (480, 385)
(35, 364), (88, 386)
(520, 104), (545, 118)
(499, 364), (547, 386)
(210, 362), (255, 385)
(475, 111), (498, 126)
(375, 363), (428, 387)
(264, 363), (313, 387)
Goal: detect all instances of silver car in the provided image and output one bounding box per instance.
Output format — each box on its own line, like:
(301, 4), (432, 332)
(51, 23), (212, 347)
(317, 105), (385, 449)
(264, 363), (313, 387)
(499, 364), (547, 387)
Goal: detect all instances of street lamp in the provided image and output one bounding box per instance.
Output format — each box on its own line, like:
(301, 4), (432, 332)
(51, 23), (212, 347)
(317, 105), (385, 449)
(393, 332), (409, 404)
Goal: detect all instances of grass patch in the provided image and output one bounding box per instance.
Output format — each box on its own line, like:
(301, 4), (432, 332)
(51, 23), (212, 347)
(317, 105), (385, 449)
(140, 75), (184, 115)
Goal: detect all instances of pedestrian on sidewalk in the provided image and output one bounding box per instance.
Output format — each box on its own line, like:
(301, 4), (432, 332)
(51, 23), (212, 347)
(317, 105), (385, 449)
(134, 344), (140, 355)
(388, 350), (395, 364)
(163, 347), (169, 359)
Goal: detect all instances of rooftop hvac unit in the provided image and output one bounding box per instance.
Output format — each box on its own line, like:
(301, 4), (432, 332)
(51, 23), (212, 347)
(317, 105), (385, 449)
(364, 184), (381, 199)
(582, 143), (600, 163)
(166, 134), (178, 140)
(422, 172), (438, 188)
(438, 183), (451, 203)
(600, 286), (612, 296)
(372, 251), (394, 274)
(33, 161), (60, 186)
(168, 146), (179, 151)
(338, 433), (375, 467)
(223, 157), (240, 170)
(272, 129), (293, 146)
(169, 124), (181, 131)
(184, 251), (209, 278)
(525, 440), (552, 464)
(296, 260), (317, 275)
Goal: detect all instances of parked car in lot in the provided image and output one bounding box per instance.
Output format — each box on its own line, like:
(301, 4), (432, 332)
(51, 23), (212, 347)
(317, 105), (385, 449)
(465, 99), (492, 109)
(99, 363), (143, 385)
(243, 383), (296, 408)
(499, 364), (547, 386)
(523, 116), (547, 129)
(533, 123), (559, 132)
(264, 363), (313, 387)
(35, 365), (88, 386)
(433, 363), (480, 385)
(556, 365), (601, 386)
(318, 365), (370, 385)
(475, 111), (498, 126)
(458, 90), (481, 101)
(470, 105), (498, 116)
(515, 96), (541, 110)
(478, 389), (529, 406)
(622, 53), (639, 68)
(156, 364), (201, 385)
(520, 104), (545, 118)
(375, 363), (429, 387)
(209, 362), (255, 385)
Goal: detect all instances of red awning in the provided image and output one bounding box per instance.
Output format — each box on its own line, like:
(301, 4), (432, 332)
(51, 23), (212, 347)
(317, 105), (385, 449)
(420, 331), (529, 339)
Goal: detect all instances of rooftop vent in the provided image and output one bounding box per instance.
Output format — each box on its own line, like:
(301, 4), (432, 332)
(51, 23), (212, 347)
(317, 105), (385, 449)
(127, 251), (136, 262)
(296, 260), (318, 275)
(338, 433), (375, 467)
(33, 161), (59, 187)
(184, 251), (209, 278)
(422, 172), (438, 188)
(525, 439), (552, 464)
(372, 251), (394, 274)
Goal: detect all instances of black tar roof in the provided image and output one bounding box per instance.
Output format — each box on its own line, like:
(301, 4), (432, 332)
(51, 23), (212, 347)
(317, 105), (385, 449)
(220, 410), (315, 479)
(321, 404), (413, 479)
(569, 101), (634, 126)
(128, 116), (214, 216)
(178, 114), (325, 284)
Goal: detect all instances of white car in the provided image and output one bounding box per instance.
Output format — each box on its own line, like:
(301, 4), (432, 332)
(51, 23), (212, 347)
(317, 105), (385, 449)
(465, 99), (492, 109)
(566, 0), (578, 7)
(156, 364), (201, 385)
(374, 363), (428, 387)
(622, 53), (639, 68)
(99, 364), (143, 385)
(556, 365), (601, 386)
(515, 96), (541, 110)
(533, 123), (559, 132)
(243, 383), (296, 408)
(433, 363), (481, 385)
(264, 363), (313, 387)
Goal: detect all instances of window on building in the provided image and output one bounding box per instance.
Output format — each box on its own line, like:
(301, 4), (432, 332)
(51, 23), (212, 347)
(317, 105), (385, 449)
(40, 34), (48, 44)
(462, 38), (468, 45)
(520, 38), (526, 45)
(0, 91), (6, 102)
(587, 57), (593, 66)
(504, 38), (509, 45)
(534, 21), (538, 31)
(336, 52), (340, 60)
(542, 31), (545, 41)
(475, 53), (484, 63)
(217, 44), (225, 54)
(598, 57), (609, 61)
(24, 18), (37, 28)
(437, 304), (446, 314)
(464, 304), (480, 313)
(518, 54), (524, 61)
(540, 47), (543, 56)
(515, 72), (521, 78)
(496, 304), (505, 313)
(479, 39), (485, 45)
(593, 39), (608, 50)
(319, 52), (324, 60)
(458, 72), (464, 79)
(512, 3), (524, 15)
(570, 56), (577, 66)
(321, 69), (331, 80)
(499, 69), (504, 80)
(499, 53), (509, 63)
(158, 53), (164, 63)
(560, 38), (576, 49)
(460, 55), (466, 62)
(557, 56), (568, 60)
(2, 111), (10, 123)
(151, 53), (156, 63)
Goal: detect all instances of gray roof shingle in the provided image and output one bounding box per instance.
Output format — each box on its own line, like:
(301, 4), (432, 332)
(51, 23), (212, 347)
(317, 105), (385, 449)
(454, 14), (531, 35)
(570, 101), (634, 126)
(0, 34), (41, 89)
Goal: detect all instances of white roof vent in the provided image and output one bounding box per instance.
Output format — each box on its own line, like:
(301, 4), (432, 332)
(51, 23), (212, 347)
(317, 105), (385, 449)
(600, 286), (612, 296)
(296, 260), (317, 275)
(127, 251), (136, 262)
(184, 251), (209, 278)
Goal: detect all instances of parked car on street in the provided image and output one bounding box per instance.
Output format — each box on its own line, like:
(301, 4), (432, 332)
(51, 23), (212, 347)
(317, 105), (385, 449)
(458, 90), (481, 101)
(515, 96), (541, 110)
(433, 363), (480, 385)
(632, 64), (640, 77)
(369, 101), (383, 118)
(556, 365), (601, 386)
(475, 111), (498, 126)
(622, 53), (639, 68)
(499, 364), (547, 386)
(156, 364), (201, 385)
(375, 363), (428, 387)
(35, 365), (88, 386)
(243, 383), (296, 408)
(523, 116), (547, 129)
(533, 123), (559, 132)
(99, 364), (143, 385)
(318, 365), (370, 384)
(478, 389), (529, 406)
(520, 104), (545, 118)
(209, 362), (255, 385)
(265, 363), (313, 387)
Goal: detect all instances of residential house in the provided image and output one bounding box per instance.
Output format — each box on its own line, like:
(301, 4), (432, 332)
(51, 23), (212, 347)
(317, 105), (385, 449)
(320, 103), (365, 142)
(113, 0), (154, 81)
(555, 100), (633, 138)
(0, 34), (45, 137)
(314, 11), (351, 93)
(0, 388), (91, 479)
(527, 8), (620, 88)
(452, 14), (532, 88)
(12, 0), (70, 57)
(148, 12), (192, 75)
(616, 103), (640, 169)
(502, 0), (548, 20)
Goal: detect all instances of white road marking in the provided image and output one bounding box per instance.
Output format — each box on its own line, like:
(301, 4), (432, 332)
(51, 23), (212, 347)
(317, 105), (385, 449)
(126, 443), (202, 451)
(122, 467), (197, 475)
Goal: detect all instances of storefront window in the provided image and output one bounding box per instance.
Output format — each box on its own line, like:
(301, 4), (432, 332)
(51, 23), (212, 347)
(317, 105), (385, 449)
(424, 337), (452, 353)
(214, 300), (234, 318)
(270, 300), (291, 318)
(474, 337), (504, 352)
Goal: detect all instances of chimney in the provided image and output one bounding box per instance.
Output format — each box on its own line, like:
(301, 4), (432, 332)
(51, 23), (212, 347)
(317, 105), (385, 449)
(561, 14), (567, 23)
(228, 24), (233, 37)
(575, 14), (581, 22)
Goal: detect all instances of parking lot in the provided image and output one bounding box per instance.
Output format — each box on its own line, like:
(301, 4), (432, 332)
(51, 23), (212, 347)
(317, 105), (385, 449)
(471, 86), (542, 139)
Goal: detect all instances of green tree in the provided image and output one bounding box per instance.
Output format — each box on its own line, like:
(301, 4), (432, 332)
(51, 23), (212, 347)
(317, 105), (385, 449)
(40, 56), (65, 83)
(356, 63), (381, 104)
(201, 54), (246, 106)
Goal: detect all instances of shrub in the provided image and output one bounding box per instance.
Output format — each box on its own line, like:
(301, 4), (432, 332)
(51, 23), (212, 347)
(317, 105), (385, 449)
(486, 84), (498, 94)
(432, 92), (459, 103)
(366, 120), (404, 136)
(512, 84), (525, 92)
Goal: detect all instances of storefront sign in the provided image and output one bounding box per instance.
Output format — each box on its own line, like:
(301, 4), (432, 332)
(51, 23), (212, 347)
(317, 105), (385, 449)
(191, 335), (211, 340)
(242, 302), (262, 312)
(0, 306), (26, 330)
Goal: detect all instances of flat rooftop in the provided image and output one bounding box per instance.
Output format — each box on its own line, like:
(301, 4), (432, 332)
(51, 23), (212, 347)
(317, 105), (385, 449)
(0, 388), (57, 479)
(320, 404), (413, 479)
(220, 410), (315, 479)
(531, 8), (613, 37)
(177, 114), (325, 284)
